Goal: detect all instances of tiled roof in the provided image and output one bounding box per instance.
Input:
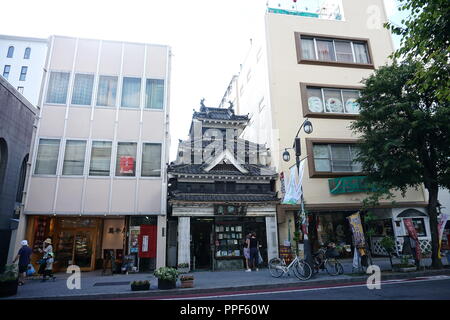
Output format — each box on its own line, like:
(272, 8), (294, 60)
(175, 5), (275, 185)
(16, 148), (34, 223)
(169, 193), (279, 202)
(193, 106), (249, 122)
(168, 163), (276, 177)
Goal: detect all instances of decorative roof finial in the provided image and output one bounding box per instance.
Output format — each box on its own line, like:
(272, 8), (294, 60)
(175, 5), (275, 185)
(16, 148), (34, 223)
(228, 100), (234, 110)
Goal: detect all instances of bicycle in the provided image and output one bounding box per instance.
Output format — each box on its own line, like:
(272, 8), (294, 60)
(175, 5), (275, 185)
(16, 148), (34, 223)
(268, 254), (312, 280)
(312, 243), (344, 276)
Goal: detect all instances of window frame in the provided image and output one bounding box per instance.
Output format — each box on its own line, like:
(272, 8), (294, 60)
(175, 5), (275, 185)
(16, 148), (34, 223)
(7, 46), (14, 58)
(61, 139), (87, 176)
(306, 138), (363, 178)
(70, 73), (95, 106)
(300, 83), (363, 119)
(3, 65), (11, 79)
(96, 75), (118, 108)
(295, 32), (374, 69)
(33, 138), (61, 176)
(24, 47), (31, 59)
(45, 71), (71, 105)
(19, 66), (28, 81)
(88, 140), (113, 177)
(141, 142), (162, 177)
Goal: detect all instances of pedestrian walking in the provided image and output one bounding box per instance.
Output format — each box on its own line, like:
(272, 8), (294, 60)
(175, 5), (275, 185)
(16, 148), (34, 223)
(12, 240), (33, 286)
(243, 233), (251, 272)
(246, 232), (259, 271)
(38, 238), (54, 279)
(42, 252), (55, 282)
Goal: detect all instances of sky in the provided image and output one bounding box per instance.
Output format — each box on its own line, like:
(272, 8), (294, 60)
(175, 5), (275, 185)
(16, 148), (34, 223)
(0, 0), (407, 161)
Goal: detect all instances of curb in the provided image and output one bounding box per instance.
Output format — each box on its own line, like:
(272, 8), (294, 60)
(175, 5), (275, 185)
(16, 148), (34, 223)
(10, 268), (450, 300)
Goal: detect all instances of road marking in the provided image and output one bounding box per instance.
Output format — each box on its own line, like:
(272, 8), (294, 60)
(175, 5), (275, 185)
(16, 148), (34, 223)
(153, 275), (450, 300)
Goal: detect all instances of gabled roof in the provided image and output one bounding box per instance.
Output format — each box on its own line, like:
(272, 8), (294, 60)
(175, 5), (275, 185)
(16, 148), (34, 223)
(193, 104), (249, 122)
(168, 163), (276, 177)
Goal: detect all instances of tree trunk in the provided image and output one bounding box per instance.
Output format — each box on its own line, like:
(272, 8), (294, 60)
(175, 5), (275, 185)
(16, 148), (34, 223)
(427, 186), (442, 269)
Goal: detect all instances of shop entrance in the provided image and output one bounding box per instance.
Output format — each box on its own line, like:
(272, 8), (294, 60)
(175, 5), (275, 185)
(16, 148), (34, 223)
(54, 218), (101, 272)
(191, 219), (213, 270)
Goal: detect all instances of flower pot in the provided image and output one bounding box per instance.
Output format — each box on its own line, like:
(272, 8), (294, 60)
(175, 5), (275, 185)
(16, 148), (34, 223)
(180, 280), (194, 288)
(157, 279), (176, 290)
(0, 279), (18, 298)
(131, 283), (150, 291)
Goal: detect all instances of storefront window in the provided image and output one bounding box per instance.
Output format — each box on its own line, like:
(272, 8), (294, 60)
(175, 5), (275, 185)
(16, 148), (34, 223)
(412, 218), (427, 237)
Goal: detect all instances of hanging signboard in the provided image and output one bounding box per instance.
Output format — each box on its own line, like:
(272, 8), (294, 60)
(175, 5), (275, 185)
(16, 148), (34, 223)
(347, 212), (365, 248)
(403, 218), (422, 260)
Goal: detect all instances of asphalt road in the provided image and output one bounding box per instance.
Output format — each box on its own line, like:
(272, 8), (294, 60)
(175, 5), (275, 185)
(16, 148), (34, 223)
(162, 276), (450, 300)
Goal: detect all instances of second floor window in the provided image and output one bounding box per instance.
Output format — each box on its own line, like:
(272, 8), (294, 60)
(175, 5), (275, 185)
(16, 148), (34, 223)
(46, 71), (70, 104)
(116, 142), (137, 176)
(89, 141), (112, 176)
(141, 143), (162, 177)
(3, 65), (10, 79)
(313, 143), (362, 173)
(24, 47), (31, 59)
(62, 140), (87, 175)
(34, 139), (60, 175)
(7, 46), (14, 58)
(19, 66), (28, 81)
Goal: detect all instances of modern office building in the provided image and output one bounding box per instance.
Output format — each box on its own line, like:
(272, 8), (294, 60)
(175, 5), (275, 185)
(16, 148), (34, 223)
(0, 75), (38, 269)
(0, 34), (48, 106)
(18, 35), (171, 271)
(220, 0), (431, 258)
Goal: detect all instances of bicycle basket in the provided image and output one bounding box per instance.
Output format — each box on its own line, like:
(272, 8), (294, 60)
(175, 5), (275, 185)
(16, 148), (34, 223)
(325, 248), (340, 258)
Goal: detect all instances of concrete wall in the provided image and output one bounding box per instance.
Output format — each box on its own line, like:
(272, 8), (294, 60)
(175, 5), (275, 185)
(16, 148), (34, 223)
(0, 76), (37, 267)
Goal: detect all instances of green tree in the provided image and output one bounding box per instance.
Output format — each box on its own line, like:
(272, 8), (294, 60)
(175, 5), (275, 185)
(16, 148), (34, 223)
(385, 0), (449, 105)
(351, 61), (450, 268)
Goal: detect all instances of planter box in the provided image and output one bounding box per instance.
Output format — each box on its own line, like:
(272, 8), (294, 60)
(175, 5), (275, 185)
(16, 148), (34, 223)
(131, 283), (150, 291)
(158, 279), (176, 290)
(180, 280), (194, 288)
(0, 279), (18, 298)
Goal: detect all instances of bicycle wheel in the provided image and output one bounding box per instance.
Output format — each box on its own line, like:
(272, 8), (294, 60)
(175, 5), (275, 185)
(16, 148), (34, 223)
(268, 258), (285, 278)
(325, 259), (343, 276)
(293, 260), (313, 280)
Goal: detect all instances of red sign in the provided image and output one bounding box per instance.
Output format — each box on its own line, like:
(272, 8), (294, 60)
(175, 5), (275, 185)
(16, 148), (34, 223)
(120, 156), (134, 174)
(403, 218), (422, 260)
(138, 225), (157, 258)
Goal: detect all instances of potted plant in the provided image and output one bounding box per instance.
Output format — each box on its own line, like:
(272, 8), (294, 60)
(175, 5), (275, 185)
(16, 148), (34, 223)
(177, 263), (190, 274)
(179, 274), (194, 288)
(130, 280), (150, 291)
(393, 255), (417, 272)
(0, 265), (19, 298)
(380, 236), (396, 270)
(154, 267), (179, 290)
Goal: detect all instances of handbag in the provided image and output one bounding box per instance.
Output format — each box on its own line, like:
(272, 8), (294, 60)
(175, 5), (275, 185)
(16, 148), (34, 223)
(26, 264), (35, 276)
(258, 250), (263, 265)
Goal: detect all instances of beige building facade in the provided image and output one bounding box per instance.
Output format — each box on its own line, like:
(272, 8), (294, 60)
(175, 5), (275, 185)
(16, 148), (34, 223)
(17, 36), (171, 271)
(222, 0), (431, 257)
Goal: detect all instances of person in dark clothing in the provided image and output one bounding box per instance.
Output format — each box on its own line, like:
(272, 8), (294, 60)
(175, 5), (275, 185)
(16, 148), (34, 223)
(13, 240), (33, 286)
(246, 232), (259, 271)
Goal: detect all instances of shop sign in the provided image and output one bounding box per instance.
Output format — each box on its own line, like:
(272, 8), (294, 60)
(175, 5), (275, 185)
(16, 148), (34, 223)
(328, 176), (380, 195)
(403, 218), (422, 260)
(347, 212), (365, 248)
(214, 205), (247, 216)
(119, 156), (134, 174)
(138, 225), (157, 258)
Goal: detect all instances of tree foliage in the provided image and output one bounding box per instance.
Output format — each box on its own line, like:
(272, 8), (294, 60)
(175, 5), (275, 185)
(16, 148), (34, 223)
(385, 0), (450, 105)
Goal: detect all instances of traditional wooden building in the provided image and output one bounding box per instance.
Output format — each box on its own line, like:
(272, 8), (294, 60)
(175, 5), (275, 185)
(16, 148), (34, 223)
(167, 102), (279, 271)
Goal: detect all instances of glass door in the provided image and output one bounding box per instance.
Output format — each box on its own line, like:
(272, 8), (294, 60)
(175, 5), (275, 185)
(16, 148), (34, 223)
(56, 230), (75, 269)
(73, 231), (94, 269)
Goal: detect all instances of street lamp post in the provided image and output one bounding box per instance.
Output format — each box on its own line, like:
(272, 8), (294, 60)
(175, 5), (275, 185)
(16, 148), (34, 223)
(283, 118), (314, 268)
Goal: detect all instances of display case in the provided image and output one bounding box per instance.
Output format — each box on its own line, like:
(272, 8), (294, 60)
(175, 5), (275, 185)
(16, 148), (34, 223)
(214, 224), (243, 258)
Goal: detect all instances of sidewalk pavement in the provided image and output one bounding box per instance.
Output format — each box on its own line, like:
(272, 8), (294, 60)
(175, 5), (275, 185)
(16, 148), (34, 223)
(3, 257), (449, 300)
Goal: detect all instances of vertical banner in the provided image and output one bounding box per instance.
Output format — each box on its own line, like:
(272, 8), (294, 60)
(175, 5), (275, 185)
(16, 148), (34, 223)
(282, 159), (306, 204)
(403, 218), (422, 260)
(437, 213), (448, 258)
(138, 225), (157, 258)
(280, 171), (286, 196)
(347, 212), (366, 248)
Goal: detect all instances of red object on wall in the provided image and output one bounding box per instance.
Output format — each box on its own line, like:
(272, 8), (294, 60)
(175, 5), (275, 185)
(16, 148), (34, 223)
(138, 225), (157, 258)
(119, 156), (134, 174)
